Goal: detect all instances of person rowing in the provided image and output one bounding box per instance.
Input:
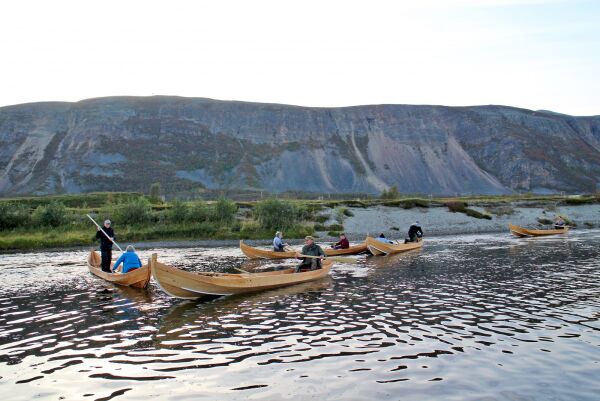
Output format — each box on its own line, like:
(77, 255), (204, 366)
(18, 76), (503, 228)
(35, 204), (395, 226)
(295, 236), (325, 272)
(404, 221), (423, 243)
(273, 231), (290, 252)
(331, 233), (350, 249)
(554, 216), (566, 230)
(111, 245), (142, 273)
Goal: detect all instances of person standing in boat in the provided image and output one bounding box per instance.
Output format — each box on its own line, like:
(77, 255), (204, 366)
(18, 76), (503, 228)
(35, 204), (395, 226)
(554, 216), (566, 229)
(96, 219), (116, 272)
(273, 231), (290, 252)
(295, 236), (325, 272)
(405, 221), (423, 243)
(332, 233), (350, 249)
(112, 245), (142, 273)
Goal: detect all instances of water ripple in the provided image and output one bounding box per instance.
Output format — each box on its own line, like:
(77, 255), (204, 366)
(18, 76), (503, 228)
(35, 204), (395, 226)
(0, 233), (599, 400)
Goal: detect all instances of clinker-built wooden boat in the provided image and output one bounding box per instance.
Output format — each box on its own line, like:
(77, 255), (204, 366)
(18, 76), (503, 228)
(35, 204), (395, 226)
(239, 240), (296, 259)
(325, 242), (369, 256)
(365, 236), (424, 256)
(240, 240), (368, 259)
(87, 250), (151, 289)
(508, 224), (569, 237)
(150, 253), (333, 299)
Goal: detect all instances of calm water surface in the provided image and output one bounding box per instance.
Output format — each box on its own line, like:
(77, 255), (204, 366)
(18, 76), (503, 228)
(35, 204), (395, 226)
(1, 232), (599, 401)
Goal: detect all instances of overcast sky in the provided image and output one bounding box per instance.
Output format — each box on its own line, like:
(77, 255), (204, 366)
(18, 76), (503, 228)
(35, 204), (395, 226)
(0, 0), (598, 115)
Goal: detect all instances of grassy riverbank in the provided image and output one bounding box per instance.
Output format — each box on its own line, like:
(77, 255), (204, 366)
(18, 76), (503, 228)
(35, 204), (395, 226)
(0, 192), (598, 250)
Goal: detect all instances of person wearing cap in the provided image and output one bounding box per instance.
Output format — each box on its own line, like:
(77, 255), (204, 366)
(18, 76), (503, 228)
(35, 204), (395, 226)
(95, 219), (116, 272)
(295, 236), (325, 272)
(273, 231), (289, 252)
(332, 233), (350, 249)
(112, 245), (142, 273)
(554, 215), (566, 229)
(405, 221), (423, 243)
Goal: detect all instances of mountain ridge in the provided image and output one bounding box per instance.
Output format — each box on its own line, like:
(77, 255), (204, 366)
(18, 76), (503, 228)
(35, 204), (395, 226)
(1, 96), (599, 196)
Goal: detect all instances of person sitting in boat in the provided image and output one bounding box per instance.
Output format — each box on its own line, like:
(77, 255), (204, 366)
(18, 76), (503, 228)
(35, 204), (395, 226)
(295, 236), (325, 272)
(404, 221), (424, 243)
(273, 231), (290, 252)
(111, 245), (142, 273)
(377, 233), (394, 244)
(332, 233), (350, 249)
(554, 216), (566, 229)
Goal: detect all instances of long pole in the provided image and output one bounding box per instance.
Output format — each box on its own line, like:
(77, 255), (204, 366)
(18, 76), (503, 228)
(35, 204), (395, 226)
(86, 214), (123, 252)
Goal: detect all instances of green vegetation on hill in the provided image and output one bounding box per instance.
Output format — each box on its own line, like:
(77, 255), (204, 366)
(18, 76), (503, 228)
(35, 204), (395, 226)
(1, 192), (599, 250)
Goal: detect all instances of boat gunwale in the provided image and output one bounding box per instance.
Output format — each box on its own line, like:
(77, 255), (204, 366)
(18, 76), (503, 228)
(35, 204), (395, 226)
(151, 254), (332, 297)
(365, 236), (424, 255)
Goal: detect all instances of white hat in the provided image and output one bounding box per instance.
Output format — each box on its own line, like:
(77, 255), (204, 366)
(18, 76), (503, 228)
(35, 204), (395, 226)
(104, 219), (111, 225)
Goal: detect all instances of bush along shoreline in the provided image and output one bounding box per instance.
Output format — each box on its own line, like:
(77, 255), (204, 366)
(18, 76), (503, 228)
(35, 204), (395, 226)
(1, 192), (599, 251)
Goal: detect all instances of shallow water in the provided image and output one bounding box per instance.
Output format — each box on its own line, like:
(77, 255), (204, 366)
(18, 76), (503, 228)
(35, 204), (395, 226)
(1, 232), (599, 401)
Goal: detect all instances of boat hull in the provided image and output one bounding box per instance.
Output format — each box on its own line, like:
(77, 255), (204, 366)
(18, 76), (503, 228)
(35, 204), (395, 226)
(240, 240), (296, 259)
(87, 250), (151, 289)
(325, 242), (369, 256)
(151, 253), (332, 299)
(508, 224), (569, 237)
(240, 240), (368, 259)
(365, 236), (424, 255)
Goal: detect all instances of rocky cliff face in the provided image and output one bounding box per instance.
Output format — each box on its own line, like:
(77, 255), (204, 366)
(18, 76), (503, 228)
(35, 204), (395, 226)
(1, 96), (599, 196)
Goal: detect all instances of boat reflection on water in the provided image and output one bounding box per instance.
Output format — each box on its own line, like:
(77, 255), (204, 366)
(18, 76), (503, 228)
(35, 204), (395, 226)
(154, 277), (332, 346)
(364, 246), (423, 269)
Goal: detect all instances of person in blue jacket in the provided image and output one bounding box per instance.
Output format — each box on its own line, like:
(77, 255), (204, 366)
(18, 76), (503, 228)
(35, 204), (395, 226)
(112, 245), (142, 273)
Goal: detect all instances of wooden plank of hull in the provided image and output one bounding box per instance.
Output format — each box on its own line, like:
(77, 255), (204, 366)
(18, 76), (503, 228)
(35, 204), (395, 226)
(324, 242), (368, 256)
(508, 224), (569, 237)
(239, 240), (296, 259)
(151, 253), (332, 299)
(365, 236), (424, 255)
(367, 244), (385, 256)
(87, 250), (151, 289)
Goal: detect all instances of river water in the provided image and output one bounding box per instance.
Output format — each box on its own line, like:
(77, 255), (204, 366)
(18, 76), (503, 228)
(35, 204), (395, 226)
(0, 231), (599, 401)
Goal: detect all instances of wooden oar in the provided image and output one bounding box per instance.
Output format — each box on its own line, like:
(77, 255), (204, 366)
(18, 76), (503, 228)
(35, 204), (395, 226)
(86, 214), (123, 252)
(297, 254), (360, 264)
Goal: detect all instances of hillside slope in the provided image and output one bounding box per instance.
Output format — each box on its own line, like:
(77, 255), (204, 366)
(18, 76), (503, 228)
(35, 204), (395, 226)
(1, 96), (599, 196)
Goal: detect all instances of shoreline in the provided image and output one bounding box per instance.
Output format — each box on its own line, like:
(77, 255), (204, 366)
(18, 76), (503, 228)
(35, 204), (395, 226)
(2, 196), (600, 253)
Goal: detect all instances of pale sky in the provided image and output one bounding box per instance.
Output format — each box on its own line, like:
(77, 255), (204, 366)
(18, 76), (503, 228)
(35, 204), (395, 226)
(0, 0), (598, 115)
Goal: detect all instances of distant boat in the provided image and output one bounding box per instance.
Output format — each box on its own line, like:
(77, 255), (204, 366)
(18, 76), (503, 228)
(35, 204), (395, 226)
(150, 253), (332, 299)
(509, 224), (569, 237)
(365, 236), (424, 256)
(87, 250), (151, 288)
(239, 240), (296, 259)
(239, 240), (368, 259)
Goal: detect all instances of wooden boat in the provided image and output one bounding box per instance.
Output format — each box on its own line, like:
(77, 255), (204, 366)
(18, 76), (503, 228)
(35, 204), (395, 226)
(508, 224), (569, 237)
(150, 253), (333, 299)
(239, 240), (297, 259)
(365, 236), (424, 255)
(87, 250), (151, 289)
(240, 240), (368, 259)
(325, 242), (369, 256)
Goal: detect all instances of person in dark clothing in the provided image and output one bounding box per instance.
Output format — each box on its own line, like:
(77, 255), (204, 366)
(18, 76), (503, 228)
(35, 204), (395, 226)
(332, 233), (350, 249)
(295, 236), (325, 272)
(96, 219), (116, 272)
(405, 221), (423, 243)
(554, 216), (566, 229)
